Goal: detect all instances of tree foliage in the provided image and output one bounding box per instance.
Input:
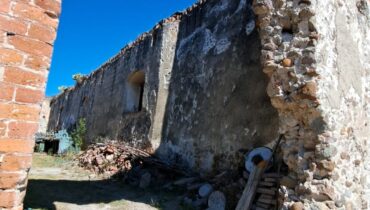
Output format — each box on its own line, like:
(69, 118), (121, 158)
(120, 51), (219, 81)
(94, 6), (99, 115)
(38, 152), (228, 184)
(71, 118), (87, 150)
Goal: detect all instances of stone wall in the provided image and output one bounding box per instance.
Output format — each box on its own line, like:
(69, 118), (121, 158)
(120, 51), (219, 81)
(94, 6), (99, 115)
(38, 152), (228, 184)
(38, 97), (51, 133)
(48, 23), (166, 147)
(156, 0), (279, 172)
(0, 0), (60, 209)
(314, 0), (370, 209)
(252, 0), (370, 209)
(48, 0), (279, 174)
(46, 0), (370, 208)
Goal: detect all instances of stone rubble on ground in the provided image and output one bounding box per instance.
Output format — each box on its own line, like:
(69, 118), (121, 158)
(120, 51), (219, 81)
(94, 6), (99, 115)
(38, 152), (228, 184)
(199, 183), (214, 198)
(78, 141), (148, 174)
(207, 191), (226, 210)
(77, 141), (296, 209)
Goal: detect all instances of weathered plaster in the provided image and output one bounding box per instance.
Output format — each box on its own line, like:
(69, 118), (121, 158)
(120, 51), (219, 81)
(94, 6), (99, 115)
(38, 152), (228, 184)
(314, 0), (370, 208)
(252, 0), (370, 208)
(48, 0), (279, 174)
(47, 0), (370, 208)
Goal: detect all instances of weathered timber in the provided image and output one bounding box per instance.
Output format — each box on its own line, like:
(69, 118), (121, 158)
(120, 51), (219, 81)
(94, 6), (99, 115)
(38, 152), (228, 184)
(262, 173), (281, 178)
(257, 195), (276, 205)
(173, 177), (199, 186)
(256, 202), (271, 209)
(259, 181), (275, 187)
(263, 177), (277, 182)
(235, 135), (284, 210)
(236, 161), (267, 210)
(256, 188), (276, 196)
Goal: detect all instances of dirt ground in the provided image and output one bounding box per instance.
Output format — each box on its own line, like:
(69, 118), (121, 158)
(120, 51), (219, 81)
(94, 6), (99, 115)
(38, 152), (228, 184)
(24, 153), (189, 210)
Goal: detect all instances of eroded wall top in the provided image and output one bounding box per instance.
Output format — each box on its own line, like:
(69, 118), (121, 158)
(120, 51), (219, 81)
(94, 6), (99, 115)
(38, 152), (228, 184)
(48, 0), (279, 174)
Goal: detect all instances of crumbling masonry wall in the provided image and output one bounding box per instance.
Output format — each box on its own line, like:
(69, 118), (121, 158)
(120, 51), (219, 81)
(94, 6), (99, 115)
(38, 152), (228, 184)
(156, 0), (279, 172)
(46, 0), (369, 208)
(0, 0), (60, 209)
(48, 0), (279, 174)
(252, 0), (369, 209)
(38, 97), (51, 133)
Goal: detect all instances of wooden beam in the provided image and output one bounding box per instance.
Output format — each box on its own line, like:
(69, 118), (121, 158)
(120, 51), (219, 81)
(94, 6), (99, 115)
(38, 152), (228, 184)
(236, 134), (285, 210)
(235, 161), (267, 210)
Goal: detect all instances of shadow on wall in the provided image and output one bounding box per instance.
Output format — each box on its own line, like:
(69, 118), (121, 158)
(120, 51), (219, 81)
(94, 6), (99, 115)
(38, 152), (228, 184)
(45, 0), (279, 175)
(155, 0), (279, 173)
(125, 70), (145, 113)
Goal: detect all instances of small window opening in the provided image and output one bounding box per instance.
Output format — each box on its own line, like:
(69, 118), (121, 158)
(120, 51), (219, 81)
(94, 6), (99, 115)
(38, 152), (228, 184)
(127, 71), (145, 112)
(82, 96), (88, 105)
(138, 82), (144, 111)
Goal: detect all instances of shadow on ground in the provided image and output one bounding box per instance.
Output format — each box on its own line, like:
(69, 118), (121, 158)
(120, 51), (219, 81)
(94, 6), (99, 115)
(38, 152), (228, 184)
(24, 153), (189, 210)
(24, 178), (183, 210)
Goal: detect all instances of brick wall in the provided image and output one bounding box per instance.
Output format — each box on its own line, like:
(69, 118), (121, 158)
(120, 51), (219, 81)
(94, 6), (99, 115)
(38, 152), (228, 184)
(0, 0), (61, 209)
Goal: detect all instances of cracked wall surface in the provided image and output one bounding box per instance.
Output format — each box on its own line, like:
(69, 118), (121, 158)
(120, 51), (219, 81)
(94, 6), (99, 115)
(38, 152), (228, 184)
(48, 0), (279, 174)
(156, 0), (279, 173)
(46, 0), (370, 207)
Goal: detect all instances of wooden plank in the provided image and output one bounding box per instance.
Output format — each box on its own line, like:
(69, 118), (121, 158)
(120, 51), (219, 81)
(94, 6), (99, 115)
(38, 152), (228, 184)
(259, 181), (275, 187)
(256, 188), (276, 196)
(262, 173), (281, 178)
(263, 177), (278, 182)
(235, 161), (267, 210)
(173, 177), (198, 186)
(257, 196), (276, 205)
(255, 201), (271, 209)
(236, 135), (284, 210)
(259, 194), (273, 200)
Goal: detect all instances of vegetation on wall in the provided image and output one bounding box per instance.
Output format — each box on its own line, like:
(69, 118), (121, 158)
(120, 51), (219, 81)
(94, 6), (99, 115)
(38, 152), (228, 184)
(57, 73), (87, 93)
(71, 118), (87, 150)
(72, 73), (87, 84)
(58, 86), (69, 92)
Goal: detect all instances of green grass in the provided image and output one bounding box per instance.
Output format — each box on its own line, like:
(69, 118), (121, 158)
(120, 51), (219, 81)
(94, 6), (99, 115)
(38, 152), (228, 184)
(32, 152), (76, 168)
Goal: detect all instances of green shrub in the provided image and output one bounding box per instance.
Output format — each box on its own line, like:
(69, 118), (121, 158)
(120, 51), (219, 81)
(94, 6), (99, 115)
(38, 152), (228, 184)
(72, 73), (87, 84)
(71, 118), (87, 150)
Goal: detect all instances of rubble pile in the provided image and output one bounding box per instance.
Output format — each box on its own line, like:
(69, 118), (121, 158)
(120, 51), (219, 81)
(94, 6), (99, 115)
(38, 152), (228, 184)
(78, 141), (151, 175)
(179, 171), (285, 209)
(78, 141), (192, 189)
(78, 142), (289, 209)
(178, 170), (244, 209)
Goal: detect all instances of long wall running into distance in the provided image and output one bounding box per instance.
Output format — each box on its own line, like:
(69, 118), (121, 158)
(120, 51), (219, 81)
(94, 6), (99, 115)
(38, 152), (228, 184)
(47, 0), (370, 208)
(48, 0), (279, 174)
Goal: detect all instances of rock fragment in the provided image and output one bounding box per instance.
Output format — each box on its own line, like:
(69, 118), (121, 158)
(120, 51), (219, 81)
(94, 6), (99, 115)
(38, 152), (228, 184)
(199, 183), (214, 198)
(207, 191), (226, 210)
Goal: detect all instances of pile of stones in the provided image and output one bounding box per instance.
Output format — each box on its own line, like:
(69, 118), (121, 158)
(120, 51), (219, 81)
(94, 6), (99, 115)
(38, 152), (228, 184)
(78, 141), (151, 175)
(78, 142), (291, 209)
(78, 141), (190, 189)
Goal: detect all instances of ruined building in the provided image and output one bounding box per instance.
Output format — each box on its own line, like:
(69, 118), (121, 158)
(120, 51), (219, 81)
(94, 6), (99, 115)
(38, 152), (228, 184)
(35, 0), (370, 209)
(48, 0), (280, 173)
(0, 0), (60, 209)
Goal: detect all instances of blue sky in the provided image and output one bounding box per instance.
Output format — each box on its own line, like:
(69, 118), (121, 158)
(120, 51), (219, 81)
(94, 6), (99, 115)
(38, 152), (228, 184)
(46, 0), (195, 96)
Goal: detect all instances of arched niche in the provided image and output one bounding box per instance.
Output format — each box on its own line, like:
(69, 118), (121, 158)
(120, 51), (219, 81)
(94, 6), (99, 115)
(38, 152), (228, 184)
(125, 70), (145, 112)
